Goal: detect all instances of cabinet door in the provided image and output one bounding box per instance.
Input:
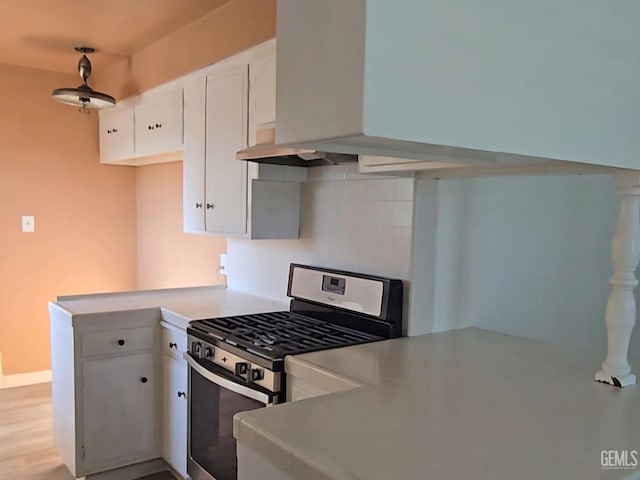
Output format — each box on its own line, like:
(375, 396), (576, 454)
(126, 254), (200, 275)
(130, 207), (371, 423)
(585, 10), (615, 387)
(135, 89), (184, 157)
(183, 75), (207, 232)
(205, 65), (249, 234)
(82, 353), (157, 474)
(99, 106), (135, 163)
(163, 355), (188, 478)
(249, 54), (276, 147)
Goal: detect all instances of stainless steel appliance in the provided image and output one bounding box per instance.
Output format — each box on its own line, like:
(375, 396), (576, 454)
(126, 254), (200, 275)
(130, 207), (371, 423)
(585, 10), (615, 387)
(185, 263), (404, 480)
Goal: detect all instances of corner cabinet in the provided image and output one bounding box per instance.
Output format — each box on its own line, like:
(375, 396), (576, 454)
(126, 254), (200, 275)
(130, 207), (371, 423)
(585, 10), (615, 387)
(183, 41), (304, 239)
(50, 307), (161, 479)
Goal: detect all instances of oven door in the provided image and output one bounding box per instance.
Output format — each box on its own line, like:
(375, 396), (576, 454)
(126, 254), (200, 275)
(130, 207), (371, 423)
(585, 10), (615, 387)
(184, 352), (275, 480)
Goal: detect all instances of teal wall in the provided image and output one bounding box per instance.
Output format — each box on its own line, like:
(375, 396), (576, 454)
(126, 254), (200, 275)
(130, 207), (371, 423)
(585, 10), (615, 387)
(418, 174), (640, 360)
(363, 0), (640, 168)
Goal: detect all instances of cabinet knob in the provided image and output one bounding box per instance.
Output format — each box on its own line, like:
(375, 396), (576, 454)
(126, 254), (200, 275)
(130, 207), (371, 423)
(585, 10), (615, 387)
(155, 123), (162, 129)
(169, 342), (177, 349)
(206, 203), (214, 210)
(195, 202), (203, 209)
(141, 377), (148, 384)
(148, 125), (154, 130)
(117, 339), (125, 346)
(113, 128), (118, 133)
(107, 129), (112, 134)
(177, 391), (186, 398)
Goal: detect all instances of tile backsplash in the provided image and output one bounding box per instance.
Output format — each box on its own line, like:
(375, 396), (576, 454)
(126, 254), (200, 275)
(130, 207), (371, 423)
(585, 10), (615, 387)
(227, 165), (414, 302)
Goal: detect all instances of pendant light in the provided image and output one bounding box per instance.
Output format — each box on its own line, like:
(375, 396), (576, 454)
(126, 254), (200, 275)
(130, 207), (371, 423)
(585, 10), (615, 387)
(52, 46), (116, 113)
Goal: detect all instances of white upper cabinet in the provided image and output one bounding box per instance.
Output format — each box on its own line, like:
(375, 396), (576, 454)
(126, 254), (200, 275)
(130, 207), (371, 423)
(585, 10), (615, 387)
(204, 65), (249, 235)
(183, 74), (207, 233)
(182, 40), (303, 239)
(134, 88), (184, 158)
(276, 0), (640, 171)
(98, 105), (135, 163)
(99, 87), (184, 166)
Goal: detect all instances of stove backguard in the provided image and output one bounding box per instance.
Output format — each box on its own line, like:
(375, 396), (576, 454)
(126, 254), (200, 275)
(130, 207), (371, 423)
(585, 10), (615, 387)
(287, 264), (404, 338)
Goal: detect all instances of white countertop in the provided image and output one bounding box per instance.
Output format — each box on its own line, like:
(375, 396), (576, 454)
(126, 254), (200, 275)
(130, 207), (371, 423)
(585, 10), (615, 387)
(234, 328), (640, 480)
(54, 286), (289, 329)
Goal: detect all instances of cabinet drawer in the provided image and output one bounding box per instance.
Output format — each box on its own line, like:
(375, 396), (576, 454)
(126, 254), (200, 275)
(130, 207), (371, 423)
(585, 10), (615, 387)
(82, 327), (154, 357)
(162, 326), (187, 360)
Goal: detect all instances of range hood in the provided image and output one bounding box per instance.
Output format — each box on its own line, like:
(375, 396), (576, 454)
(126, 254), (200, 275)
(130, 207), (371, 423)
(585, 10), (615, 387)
(273, 0), (640, 171)
(236, 126), (357, 167)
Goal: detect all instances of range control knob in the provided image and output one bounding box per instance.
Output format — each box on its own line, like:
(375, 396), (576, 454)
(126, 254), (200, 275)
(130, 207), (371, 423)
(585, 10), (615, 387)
(204, 346), (214, 359)
(249, 368), (264, 382)
(192, 342), (202, 357)
(235, 362), (249, 376)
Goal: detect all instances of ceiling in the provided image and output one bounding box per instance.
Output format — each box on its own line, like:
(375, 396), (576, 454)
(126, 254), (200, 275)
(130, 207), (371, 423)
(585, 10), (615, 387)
(0, 0), (233, 74)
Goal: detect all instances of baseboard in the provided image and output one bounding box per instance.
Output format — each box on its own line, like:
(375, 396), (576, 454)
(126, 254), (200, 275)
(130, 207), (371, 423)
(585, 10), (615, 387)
(85, 458), (168, 480)
(0, 369), (52, 389)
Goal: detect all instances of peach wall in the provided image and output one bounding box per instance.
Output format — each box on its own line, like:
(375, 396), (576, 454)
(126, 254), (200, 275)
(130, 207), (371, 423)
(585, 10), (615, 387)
(97, 0), (276, 98)
(136, 162), (226, 290)
(120, 0), (274, 292)
(0, 63), (137, 375)
(0, 1), (275, 375)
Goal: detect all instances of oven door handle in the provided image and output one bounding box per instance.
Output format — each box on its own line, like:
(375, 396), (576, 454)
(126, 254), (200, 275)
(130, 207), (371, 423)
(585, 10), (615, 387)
(183, 352), (272, 405)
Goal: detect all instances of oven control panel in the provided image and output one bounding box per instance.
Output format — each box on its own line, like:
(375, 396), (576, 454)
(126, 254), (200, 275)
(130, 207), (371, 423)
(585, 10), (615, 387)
(188, 337), (279, 393)
(289, 264), (385, 317)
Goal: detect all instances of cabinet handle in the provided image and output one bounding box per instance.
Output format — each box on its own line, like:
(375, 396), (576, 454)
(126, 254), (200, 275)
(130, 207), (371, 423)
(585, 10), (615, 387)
(195, 203), (203, 209)
(141, 377), (148, 384)
(206, 203), (214, 210)
(177, 391), (186, 398)
(169, 342), (177, 349)
(118, 339), (125, 346)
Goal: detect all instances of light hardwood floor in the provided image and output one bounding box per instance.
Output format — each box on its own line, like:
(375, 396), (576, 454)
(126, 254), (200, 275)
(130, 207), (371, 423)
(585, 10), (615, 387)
(0, 383), (174, 480)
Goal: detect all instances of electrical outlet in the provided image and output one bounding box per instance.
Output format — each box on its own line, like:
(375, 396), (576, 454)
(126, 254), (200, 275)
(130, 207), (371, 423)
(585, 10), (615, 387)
(219, 253), (227, 275)
(22, 215), (35, 233)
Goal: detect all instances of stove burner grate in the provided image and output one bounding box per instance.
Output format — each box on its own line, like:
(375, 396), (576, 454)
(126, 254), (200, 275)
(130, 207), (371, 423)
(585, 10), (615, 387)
(192, 311), (381, 360)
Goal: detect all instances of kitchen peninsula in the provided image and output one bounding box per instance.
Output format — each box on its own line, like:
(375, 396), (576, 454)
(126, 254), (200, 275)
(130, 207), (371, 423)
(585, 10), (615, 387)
(235, 328), (640, 480)
(49, 286), (288, 479)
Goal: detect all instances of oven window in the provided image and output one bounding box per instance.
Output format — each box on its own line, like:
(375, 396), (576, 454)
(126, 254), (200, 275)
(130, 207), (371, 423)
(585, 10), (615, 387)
(190, 366), (264, 480)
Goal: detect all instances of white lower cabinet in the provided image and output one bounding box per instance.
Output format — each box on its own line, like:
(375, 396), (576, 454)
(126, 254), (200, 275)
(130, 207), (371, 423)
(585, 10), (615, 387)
(83, 353), (157, 473)
(50, 307), (168, 479)
(162, 326), (188, 478)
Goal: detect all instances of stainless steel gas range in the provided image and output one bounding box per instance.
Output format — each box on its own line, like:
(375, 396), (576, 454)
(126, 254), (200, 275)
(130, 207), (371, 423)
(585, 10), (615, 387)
(184, 263), (404, 480)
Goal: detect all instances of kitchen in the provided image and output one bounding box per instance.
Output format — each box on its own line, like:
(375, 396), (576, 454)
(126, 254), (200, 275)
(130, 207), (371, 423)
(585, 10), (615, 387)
(1, 0), (640, 479)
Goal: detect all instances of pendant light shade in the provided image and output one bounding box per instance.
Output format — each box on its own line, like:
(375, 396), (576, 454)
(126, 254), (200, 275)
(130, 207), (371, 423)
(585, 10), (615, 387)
(52, 46), (116, 113)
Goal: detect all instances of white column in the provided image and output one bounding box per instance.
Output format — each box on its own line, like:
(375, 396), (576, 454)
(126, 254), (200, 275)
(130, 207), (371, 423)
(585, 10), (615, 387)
(595, 173), (640, 387)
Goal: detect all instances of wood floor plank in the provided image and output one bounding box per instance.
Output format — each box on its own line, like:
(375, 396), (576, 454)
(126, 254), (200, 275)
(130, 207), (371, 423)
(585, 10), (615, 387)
(0, 383), (71, 480)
